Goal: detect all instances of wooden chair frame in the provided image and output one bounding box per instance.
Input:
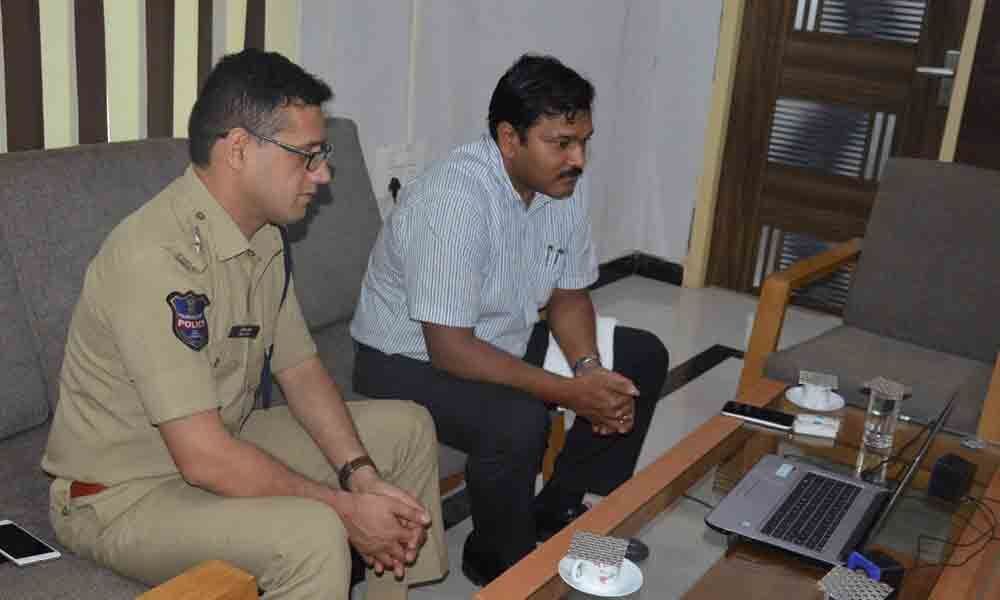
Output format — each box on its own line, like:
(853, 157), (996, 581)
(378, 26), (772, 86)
(738, 237), (1000, 444)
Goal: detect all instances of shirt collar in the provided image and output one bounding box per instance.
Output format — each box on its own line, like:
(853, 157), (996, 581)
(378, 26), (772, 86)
(482, 135), (552, 214)
(175, 166), (282, 262)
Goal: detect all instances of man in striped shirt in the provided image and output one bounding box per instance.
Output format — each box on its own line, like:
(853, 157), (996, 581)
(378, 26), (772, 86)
(351, 54), (668, 585)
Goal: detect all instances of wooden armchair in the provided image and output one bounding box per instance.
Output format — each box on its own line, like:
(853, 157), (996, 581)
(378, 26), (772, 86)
(738, 158), (1000, 466)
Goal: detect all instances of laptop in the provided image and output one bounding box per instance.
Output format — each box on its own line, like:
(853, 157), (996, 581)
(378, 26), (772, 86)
(705, 391), (957, 566)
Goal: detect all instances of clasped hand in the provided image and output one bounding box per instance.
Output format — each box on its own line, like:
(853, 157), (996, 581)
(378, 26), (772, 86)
(564, 367), (639, 435)
(340, 475), (431, 578)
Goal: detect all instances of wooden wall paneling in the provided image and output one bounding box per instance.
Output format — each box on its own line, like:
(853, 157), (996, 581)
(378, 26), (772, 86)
(74, 0), (107, 144)
(146, 0), (175, 138)
(197, 0), (213, 93)
(244, 0), (265, 51)
(1, 0), (44, 150)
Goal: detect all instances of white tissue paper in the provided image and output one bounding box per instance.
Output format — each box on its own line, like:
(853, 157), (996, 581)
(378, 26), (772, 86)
(542, 316), (618, 378)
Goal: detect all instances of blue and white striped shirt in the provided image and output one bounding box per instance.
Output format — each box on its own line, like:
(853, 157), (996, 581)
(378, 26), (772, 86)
(350, 134), (598, 361)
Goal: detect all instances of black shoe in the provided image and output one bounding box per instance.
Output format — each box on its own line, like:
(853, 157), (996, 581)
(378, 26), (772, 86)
(624, 537), (650, 563)
(535, 503), (590, 542)
(461, 535), (505, 587)
(535, 503), (651, 563)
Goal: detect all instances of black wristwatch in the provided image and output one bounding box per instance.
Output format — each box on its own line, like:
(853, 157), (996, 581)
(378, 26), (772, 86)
(338, 455), (378, 491)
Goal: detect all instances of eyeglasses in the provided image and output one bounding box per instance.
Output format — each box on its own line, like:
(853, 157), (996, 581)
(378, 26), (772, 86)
(244, 128), (332, 171)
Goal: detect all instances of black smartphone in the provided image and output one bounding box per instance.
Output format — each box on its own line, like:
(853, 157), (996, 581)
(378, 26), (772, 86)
(0, 520), (61, 566)
(721, 401), (795, 431)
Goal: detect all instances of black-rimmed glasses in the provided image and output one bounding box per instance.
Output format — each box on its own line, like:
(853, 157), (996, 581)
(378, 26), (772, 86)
(245, 128), (332, 171)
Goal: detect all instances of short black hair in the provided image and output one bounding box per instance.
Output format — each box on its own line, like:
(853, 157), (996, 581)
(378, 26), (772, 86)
(487, 54), (594, 141)
(188, 48), (332, 166)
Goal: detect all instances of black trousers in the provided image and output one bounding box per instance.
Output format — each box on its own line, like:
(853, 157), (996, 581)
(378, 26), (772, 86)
(353, 323), (668, 568)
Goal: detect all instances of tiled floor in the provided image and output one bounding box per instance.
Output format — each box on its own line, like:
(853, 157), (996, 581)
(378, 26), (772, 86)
(354, 277), (842, 599)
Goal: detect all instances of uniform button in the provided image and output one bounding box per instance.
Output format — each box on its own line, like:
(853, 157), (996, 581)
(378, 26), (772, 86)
(195, 211), (206, 220)
(247, 250), (256, 258)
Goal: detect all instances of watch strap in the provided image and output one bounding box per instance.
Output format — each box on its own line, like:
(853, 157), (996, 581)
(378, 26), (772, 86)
(338, 455), (378, 491)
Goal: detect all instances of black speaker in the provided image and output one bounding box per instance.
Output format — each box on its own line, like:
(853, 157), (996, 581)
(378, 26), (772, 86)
(866, 549), (905, 596)
(928, 453), (975, 502)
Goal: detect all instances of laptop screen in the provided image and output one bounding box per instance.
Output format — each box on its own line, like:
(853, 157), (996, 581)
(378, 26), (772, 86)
(858, 389), (959, 551)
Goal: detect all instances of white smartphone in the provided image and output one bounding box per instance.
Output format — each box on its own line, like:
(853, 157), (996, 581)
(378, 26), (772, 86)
(0, 520), (61, 566)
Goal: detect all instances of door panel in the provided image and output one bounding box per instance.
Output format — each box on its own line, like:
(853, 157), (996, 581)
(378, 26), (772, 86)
(781, 33), (916, 110)
(708, 0), (970, 303)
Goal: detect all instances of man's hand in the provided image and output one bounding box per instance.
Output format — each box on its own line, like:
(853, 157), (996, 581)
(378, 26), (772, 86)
(339, 473), (431, 578)
(561, 367), (639, 434)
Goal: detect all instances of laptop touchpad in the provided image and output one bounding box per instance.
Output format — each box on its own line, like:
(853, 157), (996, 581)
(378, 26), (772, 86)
(743, 478), (787, 505)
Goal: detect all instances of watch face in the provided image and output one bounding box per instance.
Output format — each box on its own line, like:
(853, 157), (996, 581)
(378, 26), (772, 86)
(573, 355), (601, 375)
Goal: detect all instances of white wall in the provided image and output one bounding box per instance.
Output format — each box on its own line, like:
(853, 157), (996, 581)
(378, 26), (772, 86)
(301, 0), (722, 264)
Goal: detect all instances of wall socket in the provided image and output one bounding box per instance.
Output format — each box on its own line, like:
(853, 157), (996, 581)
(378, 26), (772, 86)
(373, 141), (426, 219)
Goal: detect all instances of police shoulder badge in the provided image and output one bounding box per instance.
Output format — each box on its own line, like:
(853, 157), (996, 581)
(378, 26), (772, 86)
(166, 291), (211, 351)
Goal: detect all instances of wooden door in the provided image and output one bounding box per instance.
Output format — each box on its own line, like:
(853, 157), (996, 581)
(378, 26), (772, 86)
(707, 0), (971, 300)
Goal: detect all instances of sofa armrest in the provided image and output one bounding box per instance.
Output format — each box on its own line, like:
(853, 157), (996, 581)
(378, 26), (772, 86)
(137, 560), (256, 600)
(978, 354), (1000, 444)
(738, 238), (862, 394)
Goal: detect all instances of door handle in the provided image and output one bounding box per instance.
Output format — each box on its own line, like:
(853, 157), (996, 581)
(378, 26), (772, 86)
(915, 66), (955, 77)
(916, 50), (960, 107)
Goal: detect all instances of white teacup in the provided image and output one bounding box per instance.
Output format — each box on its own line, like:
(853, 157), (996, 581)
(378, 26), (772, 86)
(802, 383), (832, 409)
(569, 558), (620, 588)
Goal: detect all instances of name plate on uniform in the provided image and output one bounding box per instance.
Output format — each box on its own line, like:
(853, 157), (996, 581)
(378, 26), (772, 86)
(228, 325), (260, 339)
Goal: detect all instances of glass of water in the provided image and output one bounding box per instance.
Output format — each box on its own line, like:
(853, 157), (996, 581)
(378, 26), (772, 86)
(863, 388), (901, 452)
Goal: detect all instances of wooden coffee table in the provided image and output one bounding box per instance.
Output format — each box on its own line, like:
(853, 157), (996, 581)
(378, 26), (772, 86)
(475, 378), (1000, 599)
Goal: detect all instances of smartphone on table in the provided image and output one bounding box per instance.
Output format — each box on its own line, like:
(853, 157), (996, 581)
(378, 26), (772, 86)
(0, 520), (61, 566)
(720, 400), (795, 431)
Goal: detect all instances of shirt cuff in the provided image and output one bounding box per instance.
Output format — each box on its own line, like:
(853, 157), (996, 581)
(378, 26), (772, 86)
(408, 299), (481, 328)
(135, 368), (220, 425)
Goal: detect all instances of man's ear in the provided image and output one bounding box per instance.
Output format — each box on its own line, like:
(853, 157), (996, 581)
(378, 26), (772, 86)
(496, 122), (522, 160)
(221, 128), (251, 171)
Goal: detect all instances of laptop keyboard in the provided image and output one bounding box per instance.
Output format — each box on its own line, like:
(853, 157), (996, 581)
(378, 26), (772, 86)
(761, 473), (861, 552)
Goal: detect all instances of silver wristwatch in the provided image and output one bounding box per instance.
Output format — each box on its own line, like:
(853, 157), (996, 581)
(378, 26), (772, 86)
(572, 354), (601, 376)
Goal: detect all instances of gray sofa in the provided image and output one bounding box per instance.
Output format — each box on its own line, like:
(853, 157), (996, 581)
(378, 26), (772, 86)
(0, 117), (465, 598)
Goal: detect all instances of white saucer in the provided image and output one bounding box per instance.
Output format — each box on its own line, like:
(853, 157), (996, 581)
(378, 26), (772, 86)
(785, 385), (845, 411)
(558, 557), (643, 597)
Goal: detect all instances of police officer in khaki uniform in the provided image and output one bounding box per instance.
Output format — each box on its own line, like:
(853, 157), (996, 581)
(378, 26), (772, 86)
(42, 49), (446, 600)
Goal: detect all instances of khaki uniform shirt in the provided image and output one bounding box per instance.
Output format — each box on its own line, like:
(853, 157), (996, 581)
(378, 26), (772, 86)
(42, 166), (317, 523)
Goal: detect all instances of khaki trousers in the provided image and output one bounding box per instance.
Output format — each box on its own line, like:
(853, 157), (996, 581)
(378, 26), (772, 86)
(49, 400), (448, 600)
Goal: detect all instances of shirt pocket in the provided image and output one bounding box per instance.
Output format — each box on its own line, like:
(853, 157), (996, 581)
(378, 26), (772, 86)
(530, 245), (566, 309)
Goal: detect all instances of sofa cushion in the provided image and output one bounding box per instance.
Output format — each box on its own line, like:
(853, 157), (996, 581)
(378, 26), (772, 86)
(0, 139), (189, 409)
(844, 158), (1000, 365)
(0, 244), (48, 439)
(765, 325), (991, 435)
(0, 426), (147, 598)
(286, 118), (381, 330)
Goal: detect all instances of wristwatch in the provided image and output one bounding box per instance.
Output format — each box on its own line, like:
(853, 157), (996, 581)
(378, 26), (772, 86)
(338, 455), (378, 491)
(572, 354), (602, 377)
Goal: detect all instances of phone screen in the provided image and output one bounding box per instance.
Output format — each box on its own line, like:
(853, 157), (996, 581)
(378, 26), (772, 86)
(0, 522), (57, 560)
(721, 401), (795, 429)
